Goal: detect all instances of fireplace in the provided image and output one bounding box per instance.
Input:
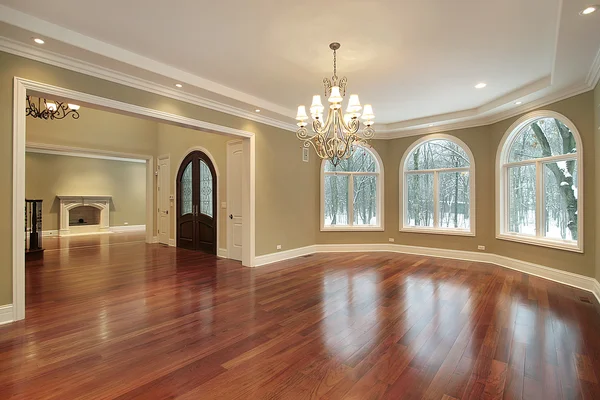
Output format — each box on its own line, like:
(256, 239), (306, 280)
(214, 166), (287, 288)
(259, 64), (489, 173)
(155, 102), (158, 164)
(58, 195), (111, 236)
(69, 206), (101, 226)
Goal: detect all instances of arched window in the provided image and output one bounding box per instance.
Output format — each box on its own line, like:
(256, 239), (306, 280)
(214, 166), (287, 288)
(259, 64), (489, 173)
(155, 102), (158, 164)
(321, 146), (384, 231)
(401, 135), (475, 235)
(497, 111), (582, 252)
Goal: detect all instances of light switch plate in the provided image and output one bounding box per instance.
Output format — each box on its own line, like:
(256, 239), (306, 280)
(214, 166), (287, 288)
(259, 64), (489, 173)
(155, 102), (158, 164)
(221, 202), (227, 209)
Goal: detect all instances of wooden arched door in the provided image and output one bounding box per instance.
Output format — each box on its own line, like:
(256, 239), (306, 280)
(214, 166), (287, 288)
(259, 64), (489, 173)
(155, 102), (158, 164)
(176, 151), (217, 254)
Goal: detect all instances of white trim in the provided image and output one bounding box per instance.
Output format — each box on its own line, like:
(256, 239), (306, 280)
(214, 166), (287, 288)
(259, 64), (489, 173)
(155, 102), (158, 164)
(26, 144), (146, 163)
(226, 140), (244, 261)
(0, 304), (14, 325)
(254, 245), (317, 267)
(399, 134), (476, 235)
(586, 45), (600, 88)
(242, 136), (256, 267)
(168, 239), (176, 247)
(0, 32), (597, 138)
(255, 243), (600, 304)
(156, 154), (171, 245)
(110, 225), (146, 232)
(0, 34), (296, 131)
(320, 146), (385, 232)
(218, 248), (228, 258)
(42, 230), (59, 237)
(12, 77), (256, 322)
(495, 110), (583, 253)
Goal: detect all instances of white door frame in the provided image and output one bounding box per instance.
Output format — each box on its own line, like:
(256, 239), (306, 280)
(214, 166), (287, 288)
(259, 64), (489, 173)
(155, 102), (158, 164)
(173, 146), (221, 255)
(157, 154), (171, 245)
(226, 140), (244, 260)
(12, 77), (256, 322)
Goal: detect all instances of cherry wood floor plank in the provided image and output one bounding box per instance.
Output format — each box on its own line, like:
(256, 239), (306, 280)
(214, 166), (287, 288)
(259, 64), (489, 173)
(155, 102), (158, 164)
(1, 234), (600, 399)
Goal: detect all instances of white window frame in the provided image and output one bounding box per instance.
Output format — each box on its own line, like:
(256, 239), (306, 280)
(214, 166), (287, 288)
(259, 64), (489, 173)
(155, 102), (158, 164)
(400, 134), (476, 236)
(496, 110), (583, 253)
(320, 146), (384, 232)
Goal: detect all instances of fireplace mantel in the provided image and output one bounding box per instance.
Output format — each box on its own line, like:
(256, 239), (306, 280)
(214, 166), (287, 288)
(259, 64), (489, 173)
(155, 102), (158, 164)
(57, 195), (112, 236)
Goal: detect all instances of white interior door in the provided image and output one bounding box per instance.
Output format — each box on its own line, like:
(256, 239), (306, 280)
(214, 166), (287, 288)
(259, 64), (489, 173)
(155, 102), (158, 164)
(157, 156), (170, 245)
(227, 142), (243, 261)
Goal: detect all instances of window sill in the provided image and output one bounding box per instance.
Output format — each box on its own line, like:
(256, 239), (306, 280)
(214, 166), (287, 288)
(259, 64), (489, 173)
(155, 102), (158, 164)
(321, 226), (384, 232)
(496, 233), (582, 253)
(400, 227), (475, 237)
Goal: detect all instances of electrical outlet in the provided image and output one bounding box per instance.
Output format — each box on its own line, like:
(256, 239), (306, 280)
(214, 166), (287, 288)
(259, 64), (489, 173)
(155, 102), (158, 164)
(389, 238), (395, 242)
(478, 245), (486, 251)
(276, 244), (282, 250)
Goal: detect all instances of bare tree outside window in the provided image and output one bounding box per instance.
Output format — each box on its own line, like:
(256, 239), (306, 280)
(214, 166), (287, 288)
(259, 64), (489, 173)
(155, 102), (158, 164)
(404, 139), (472, 232)
(504, 117), (578, 242)
(323, 147), (380, 228)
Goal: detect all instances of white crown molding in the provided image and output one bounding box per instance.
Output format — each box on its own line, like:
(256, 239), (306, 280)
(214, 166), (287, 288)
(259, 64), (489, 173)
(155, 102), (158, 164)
(0, 5), (295, 118)
(26, 143), (147, 163)
(376, 83), (593, 139)
(0, 304), (14, 325)
(0, 17), (598, 139)
(586, 46), (600, 88)
(255, 243), (600, 304)
(0, 37), (297, 133)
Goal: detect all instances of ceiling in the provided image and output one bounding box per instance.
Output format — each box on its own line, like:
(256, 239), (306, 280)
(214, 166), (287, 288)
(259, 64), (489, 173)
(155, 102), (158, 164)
(0, 0), (599, 137)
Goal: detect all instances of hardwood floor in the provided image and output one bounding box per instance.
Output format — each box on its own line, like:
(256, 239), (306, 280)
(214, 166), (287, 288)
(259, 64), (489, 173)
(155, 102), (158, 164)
(1, 241), (600, 399)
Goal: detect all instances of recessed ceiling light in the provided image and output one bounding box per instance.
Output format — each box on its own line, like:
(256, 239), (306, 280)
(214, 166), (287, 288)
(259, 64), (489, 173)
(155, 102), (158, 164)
(580, 6), (597, 15)
(475, 82), (487, 89)
(33, 38), (44, 44)
(175, 83), (183, 88)
(515, 101), (522, 105)
(255, 109), (261, 113)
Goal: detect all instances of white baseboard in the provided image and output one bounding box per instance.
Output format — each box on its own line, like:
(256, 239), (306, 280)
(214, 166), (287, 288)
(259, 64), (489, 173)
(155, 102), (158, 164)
(151, 236), (159, 243)
(218, 248), (228, 258)
(255, 243), (600, 304)
(0, 304), (14, 325)
(254, 245), (317, 267)
(42, 230), (59, 237)
(110, 224), (146, 232)
(169, 239), (176, 247)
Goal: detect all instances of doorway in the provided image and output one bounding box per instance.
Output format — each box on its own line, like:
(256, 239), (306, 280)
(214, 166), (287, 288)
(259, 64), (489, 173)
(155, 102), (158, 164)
(176, 150), (217, 254)
(157, 155), (171, 245)
(227, 141), (243, 261)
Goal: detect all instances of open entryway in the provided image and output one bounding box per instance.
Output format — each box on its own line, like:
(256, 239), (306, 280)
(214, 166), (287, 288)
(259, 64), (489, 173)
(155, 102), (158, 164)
(11, 78), (256, 322)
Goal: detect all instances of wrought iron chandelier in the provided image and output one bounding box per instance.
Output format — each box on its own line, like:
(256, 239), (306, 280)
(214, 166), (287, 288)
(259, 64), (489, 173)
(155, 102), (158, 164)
(296, 42), (375, 166)
(26, 96), (80, 120)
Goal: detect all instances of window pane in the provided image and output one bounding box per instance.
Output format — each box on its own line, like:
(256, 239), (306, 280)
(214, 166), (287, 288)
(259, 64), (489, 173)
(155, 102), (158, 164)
(353, 175), (377, 225)
(508, 118), (577, 162)
(324, 146), (376, 173)
(180, 162), (192, 216)
(199, 160), (213, 217)
(406, 173), (434, 227)
(324, 174), (349, 226)
(438, 171), (470, 229)
(507, 165), (536, 235)
(406, 139), (470, 171)
(544, 160), (577, 241)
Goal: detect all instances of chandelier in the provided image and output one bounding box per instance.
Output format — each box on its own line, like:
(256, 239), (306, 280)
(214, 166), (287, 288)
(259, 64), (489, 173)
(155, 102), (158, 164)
(296, 42), (375, 166)
(26, 96), (80, 120)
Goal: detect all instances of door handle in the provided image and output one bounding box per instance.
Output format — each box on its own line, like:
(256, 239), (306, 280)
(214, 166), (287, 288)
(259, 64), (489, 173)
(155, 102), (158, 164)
(229, 214), (233, 219)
